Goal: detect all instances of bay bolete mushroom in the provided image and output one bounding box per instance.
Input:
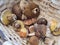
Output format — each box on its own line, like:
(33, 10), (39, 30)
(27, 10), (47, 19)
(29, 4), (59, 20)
(23, 2), (40, 19)
(34, 24), (47, 40)
(29, 36), (39, 45)
(20, 0), (40, 25)
(37, 18), (48, 25)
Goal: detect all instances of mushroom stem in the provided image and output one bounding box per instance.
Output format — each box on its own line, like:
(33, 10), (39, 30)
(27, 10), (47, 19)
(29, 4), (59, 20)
(28, 32), (35, 36)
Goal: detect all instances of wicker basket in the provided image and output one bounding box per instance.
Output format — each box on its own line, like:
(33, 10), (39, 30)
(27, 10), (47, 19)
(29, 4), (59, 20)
(0, 0), (60, 45)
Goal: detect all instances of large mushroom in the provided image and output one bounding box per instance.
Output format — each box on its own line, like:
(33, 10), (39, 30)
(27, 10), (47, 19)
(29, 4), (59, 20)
(23, 2), (40, 19)
(20, 0), (40, 25)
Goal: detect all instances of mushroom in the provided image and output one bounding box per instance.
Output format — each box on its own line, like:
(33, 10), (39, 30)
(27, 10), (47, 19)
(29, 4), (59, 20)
(23, 2), (40, 19)
(52, 27), (60, 36)
(50, 19), (58, 32)
(12, 20), (28, 38)
(34, 24), (47, 40)
(20, 0), (40, 25)
(19, 28), (28, 38)
(20, 0), (40, 19)
(12, 3), (22, 20)
(29, 36), (39, 45)
(37, 18), (48, 25)
(1, 9), (17, 25)
(12, 20), (24, 32)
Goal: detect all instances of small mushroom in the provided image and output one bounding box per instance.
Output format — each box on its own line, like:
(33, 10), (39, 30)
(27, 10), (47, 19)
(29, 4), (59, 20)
(29, 36), (39, 45)
(1, 9), (17, 25)
(12, 20), (28, 38)
(19, 28), (28, 38)
(50, 19), (58, 32)
(34, 24), (47, 40)
(12, 3), (22, 20)
(52, 27), (60, 36)
(37, 18), (48, 25)
(12, 20), (24, 32)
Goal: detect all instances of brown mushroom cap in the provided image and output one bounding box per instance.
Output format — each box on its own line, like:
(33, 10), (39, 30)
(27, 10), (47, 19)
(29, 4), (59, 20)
(34, 24), (47, 39)
(37, 18), (48, 25)
(29, 36), (39, 45)
(23, 2), (40, 19)
(12, 3), (22, 20)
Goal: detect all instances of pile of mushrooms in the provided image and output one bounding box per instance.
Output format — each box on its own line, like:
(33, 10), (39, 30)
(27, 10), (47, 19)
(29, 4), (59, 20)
(1, 0), (60, 45)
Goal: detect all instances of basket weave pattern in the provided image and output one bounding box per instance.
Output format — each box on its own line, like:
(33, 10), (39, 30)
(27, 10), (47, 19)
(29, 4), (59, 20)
(0, 0), (60, 45)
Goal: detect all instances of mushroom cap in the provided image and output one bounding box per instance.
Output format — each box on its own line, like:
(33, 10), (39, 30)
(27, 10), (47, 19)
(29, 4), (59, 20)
(19, 28), (28, 38)
(34, 24), (47, 39)
(37, 18), (48, 25)
(1, 9), (16, 25)
(50, 19), (58, 32)
(23, 2), (40, 19)
(12, 20), (24, 31)
(29, 36), (39, 45)
(52, 27), (60, 36)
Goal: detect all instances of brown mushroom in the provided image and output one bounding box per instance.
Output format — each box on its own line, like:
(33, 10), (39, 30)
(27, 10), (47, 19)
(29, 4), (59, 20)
(37, 18), (48, 25)
(34, 24), (47, 40)
(29, 36), (39, 45)
(19, 28), (28, 38)
(12, 3), (22, 20)
(23, 2), (40, 19)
